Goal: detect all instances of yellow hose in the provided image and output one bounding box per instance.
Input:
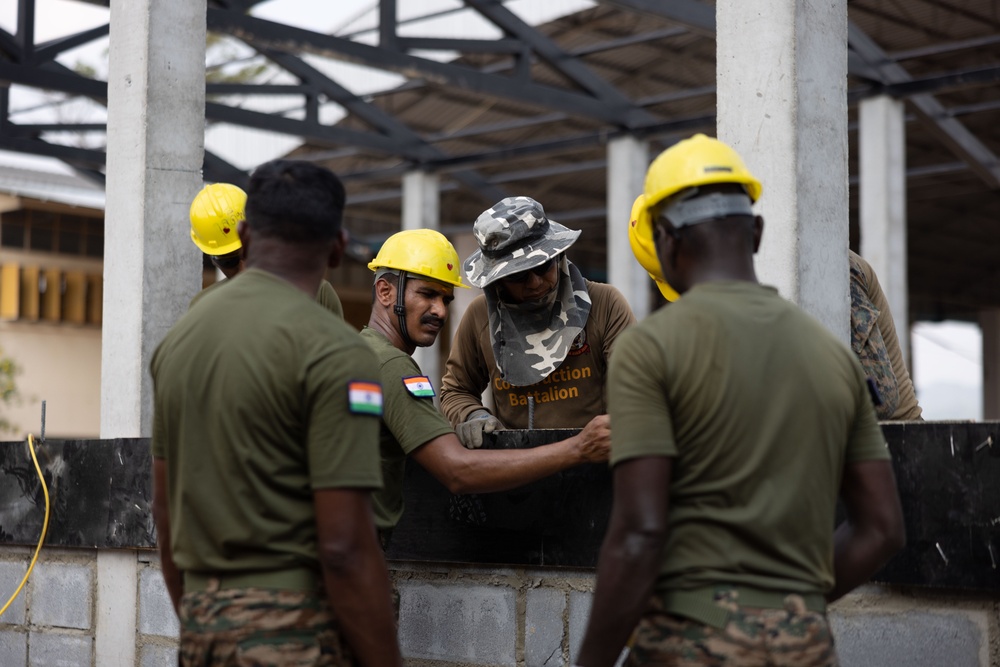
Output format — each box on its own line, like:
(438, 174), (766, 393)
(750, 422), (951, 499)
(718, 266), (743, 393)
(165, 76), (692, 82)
(0, 434), (51, 618)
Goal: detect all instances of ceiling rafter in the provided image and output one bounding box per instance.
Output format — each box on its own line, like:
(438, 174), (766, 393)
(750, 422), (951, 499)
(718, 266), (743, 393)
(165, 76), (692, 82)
(847, 21), (1000, 189)
(464, 0), (656, 126)
(595, 0), (882, 81)
(256, 48), (506, 202)
(204, 7), (641, 127)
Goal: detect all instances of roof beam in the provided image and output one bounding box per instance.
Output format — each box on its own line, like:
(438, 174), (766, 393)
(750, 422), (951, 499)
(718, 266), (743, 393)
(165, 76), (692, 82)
(848, 21), (1000, 189)
(204, 101), (415, 155)
(397, 37), (524, 54)
(595, 0), (715, 35)
(849, 64), (1000, 103)
(465, 0), (656, 126)
(17, 0), (35, 62)
(260, 50), (505, 202)
(203, 151), (248, 188)
(595, 0), (878, 79)
(205, 7), (635, 127)
(0, 60), (107, 98)
(32, 24), (110, 64)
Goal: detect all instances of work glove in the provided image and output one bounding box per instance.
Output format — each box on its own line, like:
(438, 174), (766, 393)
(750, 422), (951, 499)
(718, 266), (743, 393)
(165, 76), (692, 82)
(455, 410), (504, 449)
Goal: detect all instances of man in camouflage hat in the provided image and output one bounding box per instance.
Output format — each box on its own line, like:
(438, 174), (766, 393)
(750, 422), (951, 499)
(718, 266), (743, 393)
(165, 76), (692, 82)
(440, 196), (636, 446)
(361, 229), (611, 549)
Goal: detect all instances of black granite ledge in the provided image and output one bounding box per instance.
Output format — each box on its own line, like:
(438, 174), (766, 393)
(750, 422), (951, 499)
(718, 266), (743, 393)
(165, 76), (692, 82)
(1, 421), (998, 590)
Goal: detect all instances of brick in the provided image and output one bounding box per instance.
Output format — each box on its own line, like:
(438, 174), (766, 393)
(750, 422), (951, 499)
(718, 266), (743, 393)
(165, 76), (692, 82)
(399, 582), (516, 665)
(30, 563), (93, 630)
(567, 590), (592, 665)
(138, 569), (179, 638)
(0, 631), (27, 666)
(140, 643), (179, 667)
(831, 610), (985, 667)
(525, 588), (565, 667)
(28, 633), (92, 667)
(0, 561), (28, 624)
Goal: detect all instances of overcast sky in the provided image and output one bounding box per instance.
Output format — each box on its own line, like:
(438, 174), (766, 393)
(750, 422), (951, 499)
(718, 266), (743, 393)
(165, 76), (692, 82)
(0, 0), (986, 420)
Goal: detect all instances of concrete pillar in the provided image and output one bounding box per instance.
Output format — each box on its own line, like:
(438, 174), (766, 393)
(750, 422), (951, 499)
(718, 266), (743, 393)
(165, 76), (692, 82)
(449, 232), (493, 412)
(982, 310), (1000, 420)
(99, 0), (206, 664)
(607, 136), (650, 320)
(860, 95), (909, 361)
(717, 0), (851, 344)
(450, 232), (480, 343)
(402, 171), (442, 399)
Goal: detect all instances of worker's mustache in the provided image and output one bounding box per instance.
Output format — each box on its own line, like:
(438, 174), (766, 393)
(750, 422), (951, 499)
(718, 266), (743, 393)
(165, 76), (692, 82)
(420, 315), (446, 328)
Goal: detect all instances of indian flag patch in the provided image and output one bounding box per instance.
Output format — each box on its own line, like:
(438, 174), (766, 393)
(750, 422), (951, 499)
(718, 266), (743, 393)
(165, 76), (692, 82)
(403, 375), (435, 398)
(348, 381), (383, 415)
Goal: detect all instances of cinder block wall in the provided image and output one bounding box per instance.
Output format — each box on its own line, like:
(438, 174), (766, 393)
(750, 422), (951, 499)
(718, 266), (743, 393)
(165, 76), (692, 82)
(1, 547), (997, 666)
(0, 547), (178, 667)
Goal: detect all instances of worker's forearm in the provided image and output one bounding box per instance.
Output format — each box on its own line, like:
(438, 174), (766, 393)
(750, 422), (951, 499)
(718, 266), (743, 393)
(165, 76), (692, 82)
(828, 521), (901, 603)
(321, 547), (402, 667)
(439, 387), (487, 426)
(158, 543), (183, 616)
(445, 437), (579, 494)
(577, 528), (663, 667)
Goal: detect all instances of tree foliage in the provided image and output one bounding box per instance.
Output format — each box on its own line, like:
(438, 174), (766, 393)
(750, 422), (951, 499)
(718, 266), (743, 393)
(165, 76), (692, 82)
(0, 347), (21, 435)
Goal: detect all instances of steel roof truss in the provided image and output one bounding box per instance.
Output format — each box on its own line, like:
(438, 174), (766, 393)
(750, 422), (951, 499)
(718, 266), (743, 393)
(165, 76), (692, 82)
(205, 8), (633, 126)
(848, 21), (1000, 189)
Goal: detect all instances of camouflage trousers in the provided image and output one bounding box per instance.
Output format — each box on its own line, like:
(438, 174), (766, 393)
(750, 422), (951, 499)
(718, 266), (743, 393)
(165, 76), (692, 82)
(178, 584), (357, 667)
(626, 589), (838, 667)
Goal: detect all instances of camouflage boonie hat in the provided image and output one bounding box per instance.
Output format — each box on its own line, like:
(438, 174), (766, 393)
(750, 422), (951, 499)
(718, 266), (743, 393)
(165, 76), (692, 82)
(464, 197), (581, 288)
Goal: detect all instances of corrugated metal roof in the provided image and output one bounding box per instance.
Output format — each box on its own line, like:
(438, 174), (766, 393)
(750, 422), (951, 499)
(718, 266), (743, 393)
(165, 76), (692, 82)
(0, 165), (105, 210)
(290, 1), (1000, 322)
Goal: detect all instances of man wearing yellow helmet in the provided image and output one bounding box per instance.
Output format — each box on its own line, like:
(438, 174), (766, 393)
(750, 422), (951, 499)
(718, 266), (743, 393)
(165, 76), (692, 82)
(577, 134), (904, 667)
(188, 182), (344, 317)
(440, 196), (636, 447)
(627, 154), (921, 421)
(361, 228), (611, 545)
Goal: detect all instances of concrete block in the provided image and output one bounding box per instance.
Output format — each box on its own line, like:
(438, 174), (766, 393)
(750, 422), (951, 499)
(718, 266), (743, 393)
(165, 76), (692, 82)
(138, 568), (179, 638)
(831, 610), (986, 667)
(0, 561), (28, 624)
(30, 562), (93, 629)
(141, 643), (179, 667)
(567, 590), (592, 665)
(0, 631), (27, 666)
(399, 582), (516, 665)
(28, 633), (92, 667)
(525, 588), (565, 667)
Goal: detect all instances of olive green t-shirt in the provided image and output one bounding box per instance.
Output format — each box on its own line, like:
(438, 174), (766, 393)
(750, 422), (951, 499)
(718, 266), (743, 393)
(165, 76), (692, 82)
(191, 276), (344, 319)
(608, 281), (889, 596)
(151, 269), (383, 575)
(360, 327), (455, 529)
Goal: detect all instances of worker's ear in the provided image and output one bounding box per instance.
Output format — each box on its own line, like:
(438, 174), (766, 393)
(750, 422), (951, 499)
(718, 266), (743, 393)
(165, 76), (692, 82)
(237, 220), (251, 259)
(373, 276), (396, 307)
(653, 222), (678, 270)
(752, 215), (764, 254)
(327, 228), (348, 269)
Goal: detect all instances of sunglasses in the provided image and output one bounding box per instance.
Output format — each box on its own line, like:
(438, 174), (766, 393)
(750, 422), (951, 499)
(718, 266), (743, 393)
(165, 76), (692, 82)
(503, 257), (557, 283)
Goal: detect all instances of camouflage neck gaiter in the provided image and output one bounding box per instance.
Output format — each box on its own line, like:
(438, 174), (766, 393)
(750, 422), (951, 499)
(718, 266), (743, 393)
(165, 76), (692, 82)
(485, 256), (592, 387)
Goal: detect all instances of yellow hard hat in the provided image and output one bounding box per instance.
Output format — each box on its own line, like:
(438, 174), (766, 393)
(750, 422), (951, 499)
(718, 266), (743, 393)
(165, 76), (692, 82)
(629, 195), (679, 303)
(189, 183), (246, 256)
(368, 229), (469, 288)
(644, 134), (762, 213)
